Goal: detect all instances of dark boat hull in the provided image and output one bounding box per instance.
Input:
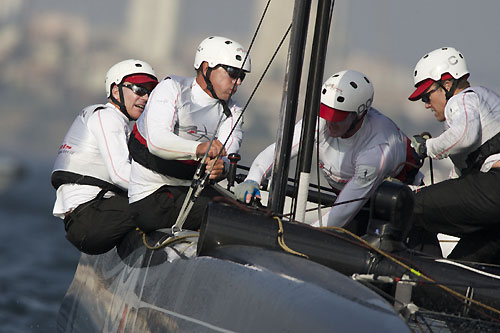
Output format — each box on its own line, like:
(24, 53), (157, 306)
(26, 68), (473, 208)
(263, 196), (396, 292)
(199, 202), (500, 321)
(58, 229), (410, 332)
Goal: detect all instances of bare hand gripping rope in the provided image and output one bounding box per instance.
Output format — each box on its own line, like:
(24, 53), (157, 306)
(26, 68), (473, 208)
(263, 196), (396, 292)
(171, 1), (290, 233)
(171, 111), (227, 233)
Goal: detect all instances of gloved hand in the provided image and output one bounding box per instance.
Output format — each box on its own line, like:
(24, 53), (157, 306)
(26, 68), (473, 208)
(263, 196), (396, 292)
(410, 135), (427, 160)
(234, 179), (261, 204)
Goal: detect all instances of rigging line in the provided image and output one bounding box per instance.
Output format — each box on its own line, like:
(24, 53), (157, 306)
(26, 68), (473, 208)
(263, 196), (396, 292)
(176, 26), (292, 228)
(435, 259), (500, 280)
(222, 24), (292, 153)
(318, 225), (500, 318)
(205, 23), (292, 179)
(316, 114), (322, 225)
(279, 196), (369, 218)
(172, 112), (227, 231)
(173, 2), (284, 230)
(228, 0), (272, 98)
(183, 0), (276, 183)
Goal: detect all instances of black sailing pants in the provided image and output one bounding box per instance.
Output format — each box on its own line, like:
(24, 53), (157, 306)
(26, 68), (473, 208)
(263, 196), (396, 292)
(130, 185), (221, 233)
(412, 168), (500, 263)
(63, 192), (136, 255)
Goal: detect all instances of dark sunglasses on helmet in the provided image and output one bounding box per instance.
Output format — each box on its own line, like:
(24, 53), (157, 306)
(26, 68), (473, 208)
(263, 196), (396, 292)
(220, 65), (246, 82)
(421, 85), (441, 104)
(121, 83), (152, 97)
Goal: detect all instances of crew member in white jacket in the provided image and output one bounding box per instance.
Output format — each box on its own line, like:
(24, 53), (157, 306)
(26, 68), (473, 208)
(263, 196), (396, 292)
(51, 59), (158, 254)
(235, 70), (422, 231)
(408, 47), (500, 263)
(128, 36), (250, 232)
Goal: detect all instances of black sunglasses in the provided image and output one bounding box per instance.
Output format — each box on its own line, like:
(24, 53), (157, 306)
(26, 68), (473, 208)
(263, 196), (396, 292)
(421, 85), (441, 103)
(121, 83), (152, 97)
(220, 65), (246, 82)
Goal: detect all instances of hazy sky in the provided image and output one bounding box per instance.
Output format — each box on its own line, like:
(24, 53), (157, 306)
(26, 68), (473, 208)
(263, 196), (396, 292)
(25, 0), (500, 77)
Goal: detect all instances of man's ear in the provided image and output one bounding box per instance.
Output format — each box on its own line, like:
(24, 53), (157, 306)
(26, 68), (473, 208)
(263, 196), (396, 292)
(444, 80), (453, 91)
(111, 84), (120, 101)
(202, 61), (209, 76)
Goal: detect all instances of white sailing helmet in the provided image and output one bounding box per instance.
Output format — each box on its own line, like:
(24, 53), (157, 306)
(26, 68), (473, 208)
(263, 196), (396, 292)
(409, 47), (468, 101)
(320, 70), (374, 122)
(105, 59), (158, 98)
(193, 36), (251, 72)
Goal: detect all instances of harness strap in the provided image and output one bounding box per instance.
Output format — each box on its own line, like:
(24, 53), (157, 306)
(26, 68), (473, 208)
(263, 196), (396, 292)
(128, 124), (200, 180)
(51, 170), (126, 196)
(462, 131), (500, 175)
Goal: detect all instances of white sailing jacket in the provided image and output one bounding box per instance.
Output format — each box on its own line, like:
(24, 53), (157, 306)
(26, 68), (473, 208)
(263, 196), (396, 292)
(52, 103), (133, 218)
(246, 108), (422, 227)
(426, 86), (500, 173)
(128, 75), (243, 203)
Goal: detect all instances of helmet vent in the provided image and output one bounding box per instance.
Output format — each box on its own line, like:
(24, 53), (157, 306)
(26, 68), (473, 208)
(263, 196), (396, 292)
(337, 96), (345, 103)
(225, 40), (232, 45)
(322, 88), (327, 94)
(236, 55), (242, 61)
(364, 76), (370, 84)
(423, 54), (429, 59)
(350, 81), (358, 89)
(135, 63), (143, 68)
(333, 74), (339, 78)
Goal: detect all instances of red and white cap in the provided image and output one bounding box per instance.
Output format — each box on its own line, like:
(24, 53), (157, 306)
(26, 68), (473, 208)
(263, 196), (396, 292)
(105, 59), (158, 98)
(123, 74), (158, 85)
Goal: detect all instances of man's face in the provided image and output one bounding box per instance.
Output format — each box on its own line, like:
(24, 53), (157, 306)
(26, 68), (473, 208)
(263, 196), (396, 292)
(326, 112), (357, 138)
(206, 65), (244, 101)
(112, 82), (155, 120)
(421, 83), (447, 122)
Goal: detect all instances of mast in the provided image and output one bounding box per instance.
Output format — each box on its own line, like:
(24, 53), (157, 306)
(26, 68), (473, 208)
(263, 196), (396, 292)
(294, 0), (335, 222)
(269, 0), (312, 214)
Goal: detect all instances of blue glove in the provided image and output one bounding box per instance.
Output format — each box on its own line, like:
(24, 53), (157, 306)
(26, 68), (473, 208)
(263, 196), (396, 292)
(410, 135), (427, 160)
(234, 179), (261, 204)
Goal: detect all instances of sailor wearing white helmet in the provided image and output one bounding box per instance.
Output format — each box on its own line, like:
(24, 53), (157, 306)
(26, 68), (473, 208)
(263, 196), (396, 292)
(51, 59), (159, 254)
(128, 36), (251, 232)
(408, 47), (500, 264)
(235, 70), (422, 231)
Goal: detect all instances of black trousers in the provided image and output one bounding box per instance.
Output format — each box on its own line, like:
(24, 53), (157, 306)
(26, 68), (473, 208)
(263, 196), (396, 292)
(412, 168), (500, 263)
(130, 185), (221, 233)
(64, 192), (136, 255)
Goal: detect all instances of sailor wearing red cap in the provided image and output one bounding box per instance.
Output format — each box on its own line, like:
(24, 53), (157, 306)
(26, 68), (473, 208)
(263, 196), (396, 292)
(236, 70), (422, 230)
(408, 47), (500, 263)
(51, 59), (158, 254)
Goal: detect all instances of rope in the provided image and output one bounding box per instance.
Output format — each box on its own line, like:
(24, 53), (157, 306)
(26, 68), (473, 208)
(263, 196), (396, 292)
(273, 216), (309, 259)
(318, 225), (500, 318)
(173, 1), (290, 231)
(137, 228), (199, 251)
(279, 196), (369, 219)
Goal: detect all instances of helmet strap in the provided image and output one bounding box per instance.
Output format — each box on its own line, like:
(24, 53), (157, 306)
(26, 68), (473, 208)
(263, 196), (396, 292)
(110, 85), (134, 121)
(202, 66), (232, 118)
(343, 111), (366, 137)
(440, 79), (459, 101)
(202, 67), (219, 99)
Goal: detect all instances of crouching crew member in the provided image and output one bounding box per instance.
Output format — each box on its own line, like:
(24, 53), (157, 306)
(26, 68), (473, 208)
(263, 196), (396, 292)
(235, 70), (422, 232)
(128, 36), (251, 232)
(408, 47), (500, 263)
(51, 59), (158, 254)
